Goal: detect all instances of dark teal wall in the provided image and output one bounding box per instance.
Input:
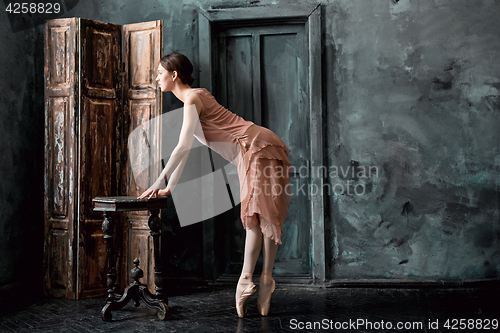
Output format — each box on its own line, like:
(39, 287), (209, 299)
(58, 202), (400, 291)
(0, 0), (498, 286)
(323, 0), (500, 280)
(0, 11), (44, 286)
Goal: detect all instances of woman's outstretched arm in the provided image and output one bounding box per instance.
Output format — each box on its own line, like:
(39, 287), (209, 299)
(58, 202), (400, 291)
(138, 93), (203, 199)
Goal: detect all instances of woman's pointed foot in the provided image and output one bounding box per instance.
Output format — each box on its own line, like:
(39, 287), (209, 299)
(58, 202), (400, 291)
(257, 277), (275, 316)
(236, 283), (257, 318)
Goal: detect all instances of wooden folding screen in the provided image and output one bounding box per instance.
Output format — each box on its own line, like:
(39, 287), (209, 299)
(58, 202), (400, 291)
(44, 18), (163, 299)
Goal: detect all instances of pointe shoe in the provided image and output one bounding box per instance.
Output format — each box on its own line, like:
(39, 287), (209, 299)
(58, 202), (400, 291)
(236, 283), (257, 318)
(257, 278), (275, 316)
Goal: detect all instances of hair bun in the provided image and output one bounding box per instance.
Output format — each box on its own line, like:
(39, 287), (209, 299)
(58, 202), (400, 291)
(160, 52), (195, 86)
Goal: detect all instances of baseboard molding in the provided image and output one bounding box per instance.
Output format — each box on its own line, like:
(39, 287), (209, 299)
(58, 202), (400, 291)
(324, 278), (500, 289)
(212, 275), (500, 289)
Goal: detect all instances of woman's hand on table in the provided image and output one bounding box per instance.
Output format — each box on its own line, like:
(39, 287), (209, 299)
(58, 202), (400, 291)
(138, 188), (171, 199)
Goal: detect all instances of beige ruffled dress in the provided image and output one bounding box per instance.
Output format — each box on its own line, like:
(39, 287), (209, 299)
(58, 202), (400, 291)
(189, 88), (292, 244)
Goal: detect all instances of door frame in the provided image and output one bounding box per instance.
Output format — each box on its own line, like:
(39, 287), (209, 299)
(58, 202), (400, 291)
(198, 4), (325, 283)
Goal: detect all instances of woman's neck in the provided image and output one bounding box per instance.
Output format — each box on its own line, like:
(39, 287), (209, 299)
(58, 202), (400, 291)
(171, 84), (192, 103)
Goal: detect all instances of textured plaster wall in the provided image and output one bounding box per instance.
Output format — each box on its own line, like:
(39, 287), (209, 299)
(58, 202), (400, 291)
(0, 14), (44, 285)
(323, 0), (500, 280)
(0, 0), (498, 285)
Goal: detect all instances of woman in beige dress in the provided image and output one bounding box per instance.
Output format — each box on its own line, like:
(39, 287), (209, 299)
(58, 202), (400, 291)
(139, 52), (292, 318)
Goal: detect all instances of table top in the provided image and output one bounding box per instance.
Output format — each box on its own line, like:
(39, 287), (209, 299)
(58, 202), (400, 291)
(93, 196), (168, 212)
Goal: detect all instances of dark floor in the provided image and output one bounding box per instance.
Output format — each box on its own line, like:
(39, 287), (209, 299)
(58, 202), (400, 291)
(0, 282), (499, 333)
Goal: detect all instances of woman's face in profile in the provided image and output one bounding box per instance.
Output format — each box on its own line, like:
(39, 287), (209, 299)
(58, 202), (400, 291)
(156, 64), (172, 92)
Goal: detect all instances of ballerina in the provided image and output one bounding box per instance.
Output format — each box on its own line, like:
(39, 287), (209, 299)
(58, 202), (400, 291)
(138, 52), (292, 317)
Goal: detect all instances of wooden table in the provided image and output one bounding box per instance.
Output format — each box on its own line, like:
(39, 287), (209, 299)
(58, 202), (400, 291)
(93, 196), (169, 321)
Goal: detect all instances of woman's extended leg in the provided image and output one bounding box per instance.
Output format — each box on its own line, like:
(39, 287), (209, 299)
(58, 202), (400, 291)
(257, 235), (278, 316)
(235, 226), (262, 317)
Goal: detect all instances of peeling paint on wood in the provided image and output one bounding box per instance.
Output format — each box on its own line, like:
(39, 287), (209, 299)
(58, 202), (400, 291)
(44, 18), (78, 300)
(122, 20), (163, 292)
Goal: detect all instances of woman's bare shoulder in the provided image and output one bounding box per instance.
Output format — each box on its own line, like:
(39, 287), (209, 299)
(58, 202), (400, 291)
(185, 90), (205, 116)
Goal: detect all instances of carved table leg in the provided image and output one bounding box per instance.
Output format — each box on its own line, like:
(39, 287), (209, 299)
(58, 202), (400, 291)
(149, 209), (165, 302)
(99, 259), (144, 321)
(138, 208), (169, 319)
(101, 211), (119, 321)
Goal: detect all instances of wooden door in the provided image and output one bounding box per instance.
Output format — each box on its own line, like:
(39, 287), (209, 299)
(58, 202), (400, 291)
(213, 24), (311, 278)
(77, 18), (122, 299)
(44, 18), (78, 299)
(122, 21), (163, 293)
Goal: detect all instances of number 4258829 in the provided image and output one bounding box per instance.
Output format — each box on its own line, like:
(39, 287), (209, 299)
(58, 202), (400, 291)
(5, 2), (61, 14)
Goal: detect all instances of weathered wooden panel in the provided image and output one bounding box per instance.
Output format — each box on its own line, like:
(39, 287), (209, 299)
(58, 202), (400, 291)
(48, 26), (70, 87)
(126, 101), (155, 196)
(77, 19), (122, 299)
(47, 229), (69, 291)
(49, 230), (68, 290)
(44, 18), (77, 300)
(122, 21), (162, 195)
(122, 20), (162, 293)
(49, 96), (69, 217)
(84, 28), (118, 99)
(84, 97), (116, 220)
(88, 31), (115, 89)
(128, 227), (155, 291)
(80, 225), (107, 298)
(130, 31), (154, 88)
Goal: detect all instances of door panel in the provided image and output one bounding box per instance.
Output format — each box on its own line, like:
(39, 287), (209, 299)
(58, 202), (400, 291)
(44, 18), (77, 299)
(51, 97), (69, 217)
(122, 20), (163, 292)
(215, 24), (311, 276)
(223, 36), (254, 121)
(78, 19), (122, 299)
(260, 32), (310, 274)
